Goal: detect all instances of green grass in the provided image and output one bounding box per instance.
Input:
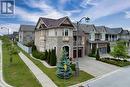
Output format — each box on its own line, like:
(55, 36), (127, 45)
(98, 58), (130, 67)
(18, 46), (94, 87)
(2, 43), (42, 87)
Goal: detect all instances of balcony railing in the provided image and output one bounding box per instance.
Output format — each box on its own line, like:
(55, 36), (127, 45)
(63, 37), (69, 42)
(73, 41), (83, 46)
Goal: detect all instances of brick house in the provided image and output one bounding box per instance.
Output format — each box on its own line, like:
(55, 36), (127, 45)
(35, 17), (74, 60)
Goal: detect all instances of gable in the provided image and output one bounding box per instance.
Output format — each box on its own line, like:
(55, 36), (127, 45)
(35, 18), (47, 30)
(60, 17), (74, 28)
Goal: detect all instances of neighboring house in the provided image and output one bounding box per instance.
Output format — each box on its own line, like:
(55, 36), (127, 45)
(105, 27), (130, 47)
(73, 24), (108, 55)
(95, 26), (108, 54)
(73, 23), (86, 58)
(119, 30), (130, 47)
(12, 32), (19, 41)
(35, 17), (74, 60)
(19, 25), (35, 45)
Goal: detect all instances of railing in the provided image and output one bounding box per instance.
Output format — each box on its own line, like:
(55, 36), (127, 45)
(63, 37), (69, 42)
(73, 41), (83, 46)
(17, 42), (32, 54)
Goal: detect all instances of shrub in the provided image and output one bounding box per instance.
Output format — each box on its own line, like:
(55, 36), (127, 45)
(88, 53), (96, 57)
(32, 45), (45, 60)
(44, 50), (48, 61)
(47, 49), (51, 64)
(32, 45), (36, 52)
(71, 63), (76, 71)
(91, 46), (96, 55)
(98, 57), (130, 67)
(50, 49), (57, 66)
(25, 41), (34, 47)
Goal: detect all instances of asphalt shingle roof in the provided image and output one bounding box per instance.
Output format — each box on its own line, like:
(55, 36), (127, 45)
(95, 26), (106, 32)
(40, 16), (70, 28)
(121, 30), (129, 34)
(105, 27), (123, 34)
(19, 25), (35, 32)
(72, 23), (97, 33)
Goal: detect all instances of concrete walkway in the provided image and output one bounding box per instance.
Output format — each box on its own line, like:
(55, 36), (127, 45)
(0, 40), (12, 87)
(79, 56), (120, 77)
(19, 52), (57, 87)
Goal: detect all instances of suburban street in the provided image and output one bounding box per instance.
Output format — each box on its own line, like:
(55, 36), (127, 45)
(84, 66), (130, 87)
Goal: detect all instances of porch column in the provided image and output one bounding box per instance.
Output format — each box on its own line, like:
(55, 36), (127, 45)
(126, 42), (128, 47)
(90, 43), (92, 49)
(96, 43), (98, 48)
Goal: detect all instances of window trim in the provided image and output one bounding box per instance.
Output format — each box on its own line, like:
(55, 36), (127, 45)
(63, 29), (69, 36)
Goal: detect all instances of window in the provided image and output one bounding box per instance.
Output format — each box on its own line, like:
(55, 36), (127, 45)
(65, 29), (68, 36)
(62, 29), (69, 36)
(89, 34), (91, 39)
(55, 31), (57, 36)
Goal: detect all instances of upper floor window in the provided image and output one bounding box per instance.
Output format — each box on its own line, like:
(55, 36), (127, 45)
(62, 29), (69, 36)
(89, 34), (91, 39)
(65, 29), (68, 36)
(55, 30), (57, 36)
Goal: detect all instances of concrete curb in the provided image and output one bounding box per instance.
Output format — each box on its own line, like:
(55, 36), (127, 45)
(0, 41), (13, 87)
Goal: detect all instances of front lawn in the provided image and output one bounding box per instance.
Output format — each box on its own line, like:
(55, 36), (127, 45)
(2, 42), (42, 87)
(98, 58), (130, 67)
(18, 46), (94, 87)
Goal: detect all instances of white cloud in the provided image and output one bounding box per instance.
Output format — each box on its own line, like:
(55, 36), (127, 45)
(125, 11), (130, 19)
(15, 0), (73, 23)
(0, 24), (20, 35)
(16, 7), (43, 23)
(81, 0), (130, 21)
(81, 0), (103, 8)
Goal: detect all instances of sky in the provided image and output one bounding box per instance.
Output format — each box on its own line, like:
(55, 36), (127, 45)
(0, 0), (130, 34)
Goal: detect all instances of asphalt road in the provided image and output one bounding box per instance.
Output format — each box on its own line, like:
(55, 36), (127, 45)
(85, 66), (130, 87)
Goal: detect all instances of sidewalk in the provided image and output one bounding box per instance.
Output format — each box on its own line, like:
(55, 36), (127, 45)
(18, 52), (57, 87)
(0, 40), (12, 87)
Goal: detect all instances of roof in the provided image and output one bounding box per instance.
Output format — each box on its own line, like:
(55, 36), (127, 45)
(13, 32), (18, 36)
(72, 23), (97, 33)
(39, 16), (74, 29)
(95, 26), (106, 32)
(19, 25), (35, 32)
(105, 27), (123, 34)
(120, 30), (129, 34)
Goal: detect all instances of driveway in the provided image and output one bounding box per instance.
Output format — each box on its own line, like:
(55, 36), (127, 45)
(84, 66), (130, 87)
(78, 56), (120, 77)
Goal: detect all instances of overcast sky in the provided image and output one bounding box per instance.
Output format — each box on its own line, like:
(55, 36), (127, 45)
(0, 0), (130, 35)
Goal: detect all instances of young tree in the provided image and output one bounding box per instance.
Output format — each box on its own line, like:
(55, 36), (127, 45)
(44, 50), (48, 61)
(56, 50), (72, 79)
(111, 41), (128, 60)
